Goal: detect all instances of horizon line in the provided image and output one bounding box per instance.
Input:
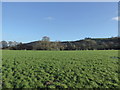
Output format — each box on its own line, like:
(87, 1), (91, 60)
(1, 36), (119, 43)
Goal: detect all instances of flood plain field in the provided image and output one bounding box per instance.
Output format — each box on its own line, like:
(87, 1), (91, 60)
(2, 50), (120, 88)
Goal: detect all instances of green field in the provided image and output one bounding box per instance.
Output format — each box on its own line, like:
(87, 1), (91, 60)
(2, 50), (120, 88)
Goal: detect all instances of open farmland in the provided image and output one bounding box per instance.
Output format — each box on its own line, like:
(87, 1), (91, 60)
(2, 50), (120, 88)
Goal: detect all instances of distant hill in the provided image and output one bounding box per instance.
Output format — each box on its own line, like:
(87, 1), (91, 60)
(5, 37), (120, 50)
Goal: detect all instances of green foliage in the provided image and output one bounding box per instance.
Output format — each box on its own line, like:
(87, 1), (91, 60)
(2, 50), (120, 88)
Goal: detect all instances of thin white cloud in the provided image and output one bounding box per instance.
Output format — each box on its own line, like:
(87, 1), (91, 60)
(44, 16), (55, 20)
(112, 16), (120, 21)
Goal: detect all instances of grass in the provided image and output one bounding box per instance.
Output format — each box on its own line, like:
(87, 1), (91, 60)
(2, 50), (120, 88)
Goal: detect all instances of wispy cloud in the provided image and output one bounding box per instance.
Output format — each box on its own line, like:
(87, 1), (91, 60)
(112, 16), (120, 21)
(44, 16), (55, 20)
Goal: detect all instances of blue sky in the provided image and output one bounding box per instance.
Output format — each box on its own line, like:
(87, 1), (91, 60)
(2, 2), (118, 43)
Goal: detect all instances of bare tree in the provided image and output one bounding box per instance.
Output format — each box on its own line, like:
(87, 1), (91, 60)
(8, 41), (13, 47)
(42, 36), (50, 41)
(1, 41), (8, 48)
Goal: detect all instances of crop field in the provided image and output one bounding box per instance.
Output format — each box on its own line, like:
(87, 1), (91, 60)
(1, 50), (120, 88)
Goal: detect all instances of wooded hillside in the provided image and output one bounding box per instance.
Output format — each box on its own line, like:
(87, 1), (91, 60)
(2, 37), (119, 50)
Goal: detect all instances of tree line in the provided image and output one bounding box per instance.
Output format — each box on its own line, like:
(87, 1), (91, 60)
(0, 41), (20, 49)
(1, 36), (120, 50)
